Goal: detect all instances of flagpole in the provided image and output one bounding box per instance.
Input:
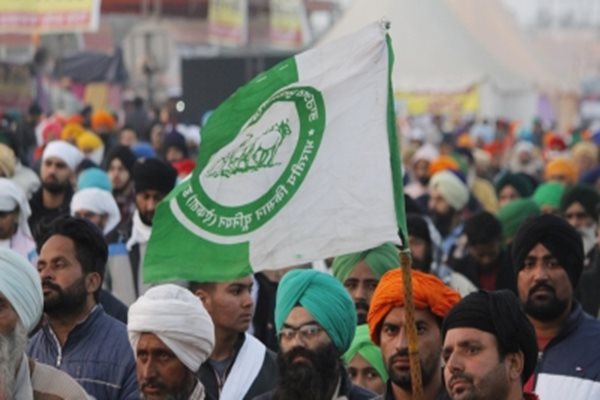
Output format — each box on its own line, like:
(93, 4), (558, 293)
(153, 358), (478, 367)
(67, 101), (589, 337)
(400, 248), (424, 399)
(381, 18), (424, 400)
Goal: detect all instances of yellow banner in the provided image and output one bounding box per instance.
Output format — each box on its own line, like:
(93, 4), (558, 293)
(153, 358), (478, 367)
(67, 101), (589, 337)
(269, 0), (311, 50)
(208, 0), (248, 47)
(0, 0), (99, 33)
(395, 86), (479, 116)
(0, 63), (32, 114)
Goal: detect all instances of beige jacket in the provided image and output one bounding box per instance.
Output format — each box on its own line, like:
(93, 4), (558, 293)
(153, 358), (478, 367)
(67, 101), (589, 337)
(29, 358), (90, 400)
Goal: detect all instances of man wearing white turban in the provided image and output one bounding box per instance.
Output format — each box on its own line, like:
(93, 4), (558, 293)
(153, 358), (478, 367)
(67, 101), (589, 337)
(71, 187), (121, 235)
(405, 143), (439, 199)
(71, 187), (137, 307)
(128, 284), (215, 400)
(0, 178), (37, 263)
(29, 140), (84, 242)
(0, 247), (90, 399)
(427, 170), (470, 264)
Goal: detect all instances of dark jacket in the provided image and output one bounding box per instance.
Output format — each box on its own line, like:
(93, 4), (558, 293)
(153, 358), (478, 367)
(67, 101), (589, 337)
(253, 366), (376, 400)
(200, 333), (277, 400)
(28, 186), (73, 243)
(528, 302), (600, 399)
(252, 273), (279, 352)
(575, 244), (600, 317)
(98, 289), (129, 323)
(373, 381), (450, 400)
(452, 248), (516, 293)
(27, 305), (138, 400)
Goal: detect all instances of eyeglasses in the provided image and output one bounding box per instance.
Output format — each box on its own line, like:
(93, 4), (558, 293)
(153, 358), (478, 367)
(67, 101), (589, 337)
(278, 322), (323, 343)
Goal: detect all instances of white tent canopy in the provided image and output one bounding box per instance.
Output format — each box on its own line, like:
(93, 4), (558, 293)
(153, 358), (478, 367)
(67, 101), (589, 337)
(445, 0), (572, 91)
(318, 0), (564, 121)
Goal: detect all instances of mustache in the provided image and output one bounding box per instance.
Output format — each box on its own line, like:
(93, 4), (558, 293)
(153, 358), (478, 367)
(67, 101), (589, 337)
(41, 279), (61, 292)
(140, 378), (167, 391)
(448, 372), (474, 388)
(284, 346), (317, 362)
(528, 283), (555, 296)
(389, 349), (409, 363)
(355, 300), (369, 312)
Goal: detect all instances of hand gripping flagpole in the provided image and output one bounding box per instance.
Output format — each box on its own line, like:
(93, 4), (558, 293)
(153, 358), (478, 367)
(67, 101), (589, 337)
(382, 17), (424, 399)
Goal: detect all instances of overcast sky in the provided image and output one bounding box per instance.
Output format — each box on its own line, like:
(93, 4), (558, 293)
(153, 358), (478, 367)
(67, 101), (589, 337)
(500, 0), (539, 25)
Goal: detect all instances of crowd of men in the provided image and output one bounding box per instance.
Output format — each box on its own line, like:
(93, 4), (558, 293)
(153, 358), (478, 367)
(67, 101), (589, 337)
(0, 104), (600, 399)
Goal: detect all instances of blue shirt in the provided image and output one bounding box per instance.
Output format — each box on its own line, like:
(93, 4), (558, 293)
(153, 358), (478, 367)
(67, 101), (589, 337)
(27, 305), (139, 400)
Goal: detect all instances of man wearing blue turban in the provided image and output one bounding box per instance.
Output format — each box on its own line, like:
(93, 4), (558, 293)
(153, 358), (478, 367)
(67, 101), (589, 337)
(255, 269), (375, 400)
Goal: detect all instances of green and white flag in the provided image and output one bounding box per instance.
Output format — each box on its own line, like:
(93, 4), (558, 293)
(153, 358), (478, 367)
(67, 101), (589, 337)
(144, 22), (407, 283)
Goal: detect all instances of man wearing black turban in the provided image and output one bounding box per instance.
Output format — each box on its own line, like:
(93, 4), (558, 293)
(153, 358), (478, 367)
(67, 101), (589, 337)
(441, 290), (539, 400)
(511, 214), (600, 400)
(560, 184), (600, 257)
(560, 185), (600, 316)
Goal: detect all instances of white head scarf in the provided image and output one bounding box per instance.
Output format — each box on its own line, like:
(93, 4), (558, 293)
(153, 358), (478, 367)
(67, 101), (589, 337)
(429, 170), (470, 211)
(412, 143), (439, 165)
(127, 284), (215, 373)
(0, 248), (43, 333)
(0, 178), (33, 238)
(42, 141), (84, 171)
(70, 188), (121, 235)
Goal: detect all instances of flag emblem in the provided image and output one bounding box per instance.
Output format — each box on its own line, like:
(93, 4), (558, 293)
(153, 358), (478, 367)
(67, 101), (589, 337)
(174, 86), (325, 240)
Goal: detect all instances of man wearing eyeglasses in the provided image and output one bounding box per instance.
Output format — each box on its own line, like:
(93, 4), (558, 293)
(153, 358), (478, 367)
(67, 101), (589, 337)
(512, 214), (600, 400)
(254, 269), (376, 400)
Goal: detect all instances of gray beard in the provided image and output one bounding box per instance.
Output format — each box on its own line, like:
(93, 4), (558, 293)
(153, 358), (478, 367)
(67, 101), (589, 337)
(0, 322), (27, 400)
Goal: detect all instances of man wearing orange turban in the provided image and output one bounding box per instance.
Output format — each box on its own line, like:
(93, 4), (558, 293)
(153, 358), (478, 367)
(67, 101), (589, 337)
(544, 157), (578, 185)
(368, 269), (460, 400)
(91, 110), (116, 133)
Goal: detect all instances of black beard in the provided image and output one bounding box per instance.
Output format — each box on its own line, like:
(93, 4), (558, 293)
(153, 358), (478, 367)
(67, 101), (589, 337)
(387, 347), (440, 392)
(113, 180), (132, 194)
(139, 211), (154, 226)
(417, 176), (430, 186)
(411, 254), (432, 273)
(523, 283), (569, 321)
(355, 299), (369, 325)
(430, 209), (455, 238)
(42, 180), (69, 194)
(273, 343), (340, 400)
(43, 276), (88, 317)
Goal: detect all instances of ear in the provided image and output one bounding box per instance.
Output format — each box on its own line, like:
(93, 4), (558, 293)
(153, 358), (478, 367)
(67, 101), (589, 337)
(100, 214), (109, 229)
(194, 288), (212, 311)
(85, 272), (102, 295)
(69, 172), (77, 188)
(505, 351), (524, 382)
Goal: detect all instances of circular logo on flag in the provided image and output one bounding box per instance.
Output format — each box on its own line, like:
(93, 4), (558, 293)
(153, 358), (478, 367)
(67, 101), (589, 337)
(176, 86), (325, 238)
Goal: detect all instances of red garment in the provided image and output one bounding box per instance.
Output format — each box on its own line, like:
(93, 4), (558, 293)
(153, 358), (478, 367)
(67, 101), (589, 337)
(537, 336), (552, 351)
(524, 392), (540, 400)
(524, 336), (552, 392)
(479, 268), (498, 291)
